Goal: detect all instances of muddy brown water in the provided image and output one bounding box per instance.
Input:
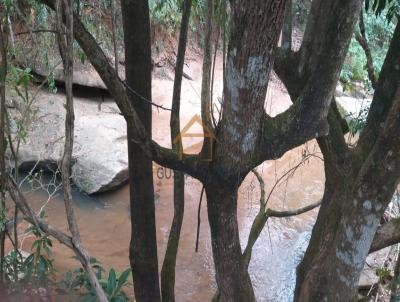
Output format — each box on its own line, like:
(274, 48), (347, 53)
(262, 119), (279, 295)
(13, 142), (324, 302)
(8, 53), (326, 301)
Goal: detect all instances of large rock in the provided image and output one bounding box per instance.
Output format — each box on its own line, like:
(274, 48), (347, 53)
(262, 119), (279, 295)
(8, 90), (128, 194)
(72, 115), (128, 194)
(336, 96), (372, 120)
(26, 62), (125, 90)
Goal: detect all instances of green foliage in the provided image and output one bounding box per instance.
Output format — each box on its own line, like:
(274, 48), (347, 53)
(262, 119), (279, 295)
(43, 52), (57, 93)
(376, 267), (391, 280)
(340, 11), (395, 90)
(293, 0), (309, 28)
(348, 105), (369, 135)
(366, 0), (400, 20)
(7, 65), (35, 143)
(3, 250), (25, 283)
(2, 218), (55, 292)
(23, 223), (55, 287)
(0, 203), (6, 235)
(149, 0), (228, 37)
(59, 257), (131, 302)
(150, 0), (183, 31)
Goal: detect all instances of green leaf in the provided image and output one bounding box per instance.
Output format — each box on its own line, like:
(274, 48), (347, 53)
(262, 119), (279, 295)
(107, 268), (117, 295)
(115, 269), (131, 293)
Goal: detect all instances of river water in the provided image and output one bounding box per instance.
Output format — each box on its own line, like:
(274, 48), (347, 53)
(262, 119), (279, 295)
(15, 141), (324, 302)
(9, 53), (327, 301)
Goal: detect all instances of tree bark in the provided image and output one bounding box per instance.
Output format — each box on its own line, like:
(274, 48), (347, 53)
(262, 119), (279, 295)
(295, 86), (400, 301)
(355, 10), (377, 89)
(120, 1), (160, 301)
(370, 217), (400, 253)
(56, 2), (108, 301)
(0, 10), (8, 294)
(205, 182), (256, 302)
(293, 20), (400, 302)
(282, 0), (292, 51)
(161, 1), (192, 301)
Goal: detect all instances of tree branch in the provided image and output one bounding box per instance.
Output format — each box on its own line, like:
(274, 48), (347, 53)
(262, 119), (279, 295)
(0, 13), (8, 289)
(262, 0), (361, 167)
(39, 0), (205, 179)
(55, 2), (108, 300)
(370, 217), (400, 253)
(161, 0), (192, 300)
(355, 11), (377, 89)
(243, 168), (322, 268)
(266, 201), (321, 218)
(356, 21), (400, 161)
(282, 0), (292, 51)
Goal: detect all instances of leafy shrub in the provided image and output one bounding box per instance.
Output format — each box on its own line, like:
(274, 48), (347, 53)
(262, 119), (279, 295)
(340, 10), (396, 90)
(59, 257), (131, 302)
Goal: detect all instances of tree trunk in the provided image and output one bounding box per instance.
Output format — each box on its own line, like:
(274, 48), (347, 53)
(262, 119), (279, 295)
(161, 1), (192, 300)
(205, 182), (256, 302)
(295, 180), (395, 301)
(282, 0), (292, 51)
(121, 1), (160, 301)
(294, 21), (400, 302)
(0, 11), (8, 294)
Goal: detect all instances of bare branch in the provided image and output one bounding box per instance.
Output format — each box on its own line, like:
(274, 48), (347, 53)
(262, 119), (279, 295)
(6, 174), (109, 301)
(356, 21), (400, 160)
(371, 217), (400, 253)
(15, 29), (59, 36)
(200, 0), (214, 131)
(355, 11), (377, 89)
(282, 0), (292, 51)
(40, 0), (205, 179)
(266, 201), (321, 218)
(56, 2), (108, 301)
(195, 186), (205, 253)
(161, 0), (192, 300)
(0, 9), (9, 287)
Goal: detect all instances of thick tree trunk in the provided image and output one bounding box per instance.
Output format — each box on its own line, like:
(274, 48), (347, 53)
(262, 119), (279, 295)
(294, 182), (353, 301)
(205, 182), (256, 302)
(121, 1), (160, 301)
(294, 21), (400, 302)
(295, 181), (395, 301)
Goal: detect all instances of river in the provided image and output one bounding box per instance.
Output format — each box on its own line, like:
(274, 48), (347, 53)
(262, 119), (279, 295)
(9, 53), (326, 301)
(15, 141), (324, 301)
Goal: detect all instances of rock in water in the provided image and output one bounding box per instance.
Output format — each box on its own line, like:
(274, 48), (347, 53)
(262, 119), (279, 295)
(8, 90), (128, 194)
(72, 115), (128, 194)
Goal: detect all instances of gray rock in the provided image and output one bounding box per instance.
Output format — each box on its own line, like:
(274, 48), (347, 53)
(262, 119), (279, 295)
(9, 90), (128, 194)
(336, 96), (372, 120)
(28, 63), (125, 90)
(72, 115), (128, 194)
(335, 82), (344, 97)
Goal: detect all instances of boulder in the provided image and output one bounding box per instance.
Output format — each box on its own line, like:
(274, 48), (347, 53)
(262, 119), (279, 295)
(8, 90), (128, 194)
(18, 60), (125, 90)
(335, 82), (344, 97)
(336, 96), (372, 120)
(72, 115), (128, 194)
